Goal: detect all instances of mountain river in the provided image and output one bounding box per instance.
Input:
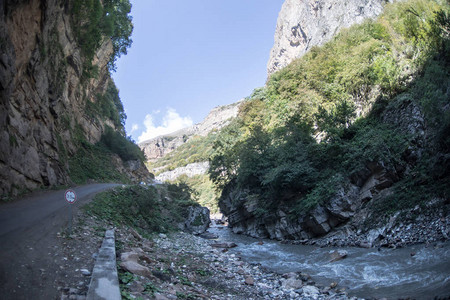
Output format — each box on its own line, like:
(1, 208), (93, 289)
(208, 224), (450, 299)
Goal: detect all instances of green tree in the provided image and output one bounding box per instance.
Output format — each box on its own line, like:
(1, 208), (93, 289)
(71, 0), (133, 72)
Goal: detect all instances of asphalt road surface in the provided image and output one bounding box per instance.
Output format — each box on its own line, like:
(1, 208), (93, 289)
(0, 183), (120, 300)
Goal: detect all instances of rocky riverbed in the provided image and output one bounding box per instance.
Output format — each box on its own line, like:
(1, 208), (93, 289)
(299, 198), (450, 249)
(58, 209), (356, 300)
(56, 198), (449, 300)
(115, 230), (354, 300)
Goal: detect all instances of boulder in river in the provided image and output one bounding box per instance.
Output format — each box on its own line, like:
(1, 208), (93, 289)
(184, 206), (211, 234)
(210, 242), (238, 249)
(329, 250), (348, 262)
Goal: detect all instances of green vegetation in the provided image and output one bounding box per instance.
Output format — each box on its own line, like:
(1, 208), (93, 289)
(66, 0), (139, 184)
(101, 126), (145, 162)
(86, 81), (127, 132)
(149, 133), (218, 175)
(71, 0), (133, 72)
(209, 0), (450, 219)
(83, 184), (198, 233)
(68, 139), (130, 184)
(162, 175), (220, 214)
(68, 121), (145, 184)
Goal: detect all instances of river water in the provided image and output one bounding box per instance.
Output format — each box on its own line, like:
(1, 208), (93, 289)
(208, 224), (450, 299)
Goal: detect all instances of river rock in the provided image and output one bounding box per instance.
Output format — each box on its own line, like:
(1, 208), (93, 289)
(329, 250), (348, 262)
(120, 251), (153, 278)
(80, 269), (90, 276)
(282, 272), (298, 279)
(198, 232), (218, 240)
(210, 242), (237, 249)
(244, 276), (254, 285)
(121, 251), (139, 262)
(302, 285), (320, 298)
(184, 206), (211, 234)
(120, 260), (152, 278)
(367, 227), (386, 244)
(282, 278), (303, 290)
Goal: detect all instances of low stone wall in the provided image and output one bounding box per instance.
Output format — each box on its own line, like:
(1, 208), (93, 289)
(86, 229), (121, 300)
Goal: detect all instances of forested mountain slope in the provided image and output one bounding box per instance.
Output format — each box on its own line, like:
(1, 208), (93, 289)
(210, 0), (450, 244)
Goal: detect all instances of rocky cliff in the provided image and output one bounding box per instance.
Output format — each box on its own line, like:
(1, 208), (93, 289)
(267, 0), (392, 76)
(156, 161), (209, 182)
(140, 101), (242, 161)
(0, 0), (149, 197)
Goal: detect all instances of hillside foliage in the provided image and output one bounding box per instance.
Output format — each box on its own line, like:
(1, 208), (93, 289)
(209, 0), (450, 218)
(71, 0), (133, 72)
(149, 133), (218, 175)
(84, 184), (198, 233)
(172, 174), (221, 214)
(85, 80), (127, 133)
(66, 0), (145, 184)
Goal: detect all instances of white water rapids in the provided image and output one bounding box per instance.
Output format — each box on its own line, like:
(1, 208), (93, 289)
(208, 224), (450, 299)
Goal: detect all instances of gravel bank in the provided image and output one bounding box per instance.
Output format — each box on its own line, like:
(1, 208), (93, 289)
(114, 230), (357, 300)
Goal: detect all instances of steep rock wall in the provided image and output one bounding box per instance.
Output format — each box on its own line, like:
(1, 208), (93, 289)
(267, 0), (392, 76)
(0, 0), (139, 197)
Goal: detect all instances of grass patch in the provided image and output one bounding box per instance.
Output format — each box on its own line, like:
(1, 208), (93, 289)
(68, 141), (130, 185)
(83, 184), (198, 233)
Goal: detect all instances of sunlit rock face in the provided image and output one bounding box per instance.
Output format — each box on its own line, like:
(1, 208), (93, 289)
(267, 0), (392, 76)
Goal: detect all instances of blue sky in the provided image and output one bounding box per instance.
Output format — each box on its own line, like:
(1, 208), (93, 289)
(112, 0), (284, 142)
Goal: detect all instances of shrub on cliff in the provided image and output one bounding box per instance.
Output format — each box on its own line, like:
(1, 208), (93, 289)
(71, 0), (133, 72)
(100, 126), (146, 162)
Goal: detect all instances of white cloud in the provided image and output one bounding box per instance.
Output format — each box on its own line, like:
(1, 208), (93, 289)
(137, 108), (193, 143)
(130, 124), (139, 133)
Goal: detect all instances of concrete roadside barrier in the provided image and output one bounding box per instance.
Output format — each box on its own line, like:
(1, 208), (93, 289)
(86, 229), (121, 300)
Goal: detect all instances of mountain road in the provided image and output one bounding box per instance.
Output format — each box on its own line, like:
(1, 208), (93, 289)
(0, 183), (120, 300)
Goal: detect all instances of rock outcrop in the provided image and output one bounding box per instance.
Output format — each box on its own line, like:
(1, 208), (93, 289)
(139, 101), (242, 161)
(0, 1), (148, 197)
(267, 0), (393, 76)
(156, 161), (209, 182)
(219, 182), (362, 240)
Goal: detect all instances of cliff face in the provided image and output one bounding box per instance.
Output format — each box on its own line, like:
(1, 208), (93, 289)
(140, 101), (242, 161)
(267, 0), (391, 76)
(156, 161), (209, 182)
(0, 0), (142, 197)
